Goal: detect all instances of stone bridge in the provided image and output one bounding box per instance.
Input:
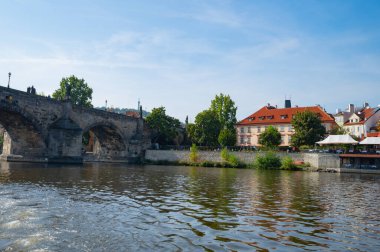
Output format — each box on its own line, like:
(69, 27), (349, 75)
(0, 86), (150, 163)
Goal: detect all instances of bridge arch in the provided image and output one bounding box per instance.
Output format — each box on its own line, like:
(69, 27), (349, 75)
(0, 101), (47, 157)
(82, 121), (127, 160)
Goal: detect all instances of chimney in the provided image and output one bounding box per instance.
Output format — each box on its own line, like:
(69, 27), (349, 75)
(363, 102), (369, 108)
(348, 104), (354, 113)
(285, 99), (291, 108)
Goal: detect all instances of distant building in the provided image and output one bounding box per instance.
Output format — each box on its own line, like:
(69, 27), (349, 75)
(342, 104), (380, 139)
(236, 100), (336, 147)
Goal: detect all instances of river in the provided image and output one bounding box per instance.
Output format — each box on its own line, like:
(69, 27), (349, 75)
(0, 162), (379, 251)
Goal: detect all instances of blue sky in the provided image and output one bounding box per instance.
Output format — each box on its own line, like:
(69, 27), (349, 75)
(1, 0), (379, 122)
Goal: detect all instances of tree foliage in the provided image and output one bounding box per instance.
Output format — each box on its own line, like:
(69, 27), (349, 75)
(210, 94), (237, 146)
(188, 110), (221, 146)
(329, 125), (347, 135)
(258, 126), (281, 149)
(52, 75), (93, 108)
(291, 110), (326, 147)
(145, 107), (181, 145)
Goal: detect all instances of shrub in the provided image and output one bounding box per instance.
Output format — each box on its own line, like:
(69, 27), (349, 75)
(221, 147), (240, 168)
(254, 152), (281, 169)
(281, 156), (297, 170)
(221, 147), (229, 161)
(189, 144), (199, 163)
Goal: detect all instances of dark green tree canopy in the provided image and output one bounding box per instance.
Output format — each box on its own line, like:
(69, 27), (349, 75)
(52, 75), (93, 108)
(258, 125), (281, 149)
(291, 110), (326, 147)
(188, 110), (221, 146)
(145, 107), (181, 145)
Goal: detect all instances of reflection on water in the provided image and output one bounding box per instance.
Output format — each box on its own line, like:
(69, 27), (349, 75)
(0, 162), (379, 251)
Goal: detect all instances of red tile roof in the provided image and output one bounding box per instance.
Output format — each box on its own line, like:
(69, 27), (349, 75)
(344, 108), (377, 126)
(367, 132), (380, 137)
(237, 106), (335, 126)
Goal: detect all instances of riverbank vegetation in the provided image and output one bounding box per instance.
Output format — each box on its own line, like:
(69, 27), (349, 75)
(146, 149), (308, 170)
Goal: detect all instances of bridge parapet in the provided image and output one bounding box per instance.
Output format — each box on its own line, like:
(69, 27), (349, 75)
(0, 86), (150, 163)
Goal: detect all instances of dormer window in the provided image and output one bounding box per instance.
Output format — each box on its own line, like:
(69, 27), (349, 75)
(248, 117), (255, 121)
(259, 116), (265, 120)
(280, 115), (288, 119)
(267, 115), (274, 119)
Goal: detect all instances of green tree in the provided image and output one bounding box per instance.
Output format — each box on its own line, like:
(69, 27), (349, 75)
(52, 75), (93, 107)
(329, 125), (347, 135)
(209, 93), (237, 146)
(291, 110), (326, 147)
(218, 128), (237, 147)
(258, 126), (281, 149)
(145, 107), (181, 145)
(190, 110), (221, 146)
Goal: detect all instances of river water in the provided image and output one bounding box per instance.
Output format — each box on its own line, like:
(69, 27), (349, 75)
(0, 162), (379, 251)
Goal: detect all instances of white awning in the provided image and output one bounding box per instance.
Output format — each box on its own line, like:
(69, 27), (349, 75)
(359, 137), (380, 145)
(316, 135), (358, 145)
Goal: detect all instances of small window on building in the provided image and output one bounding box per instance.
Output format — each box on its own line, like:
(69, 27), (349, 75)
(280, 115), (288, 119)
(240, 127), (244, 133)
(247, 137), (251, 144)
(280, 125), (285, 132)
(281, 136), (285, 144)
(257, 126), (261, 133)
(248, 127), (251, 133)
(240, 137), (244, 144)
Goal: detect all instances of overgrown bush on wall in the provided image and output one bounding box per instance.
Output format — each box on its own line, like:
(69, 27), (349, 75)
(254, 152), (281, 169)
(189, 144), (199, 163)
(221, 147), (240, 168)
(281, 156), (298, 170)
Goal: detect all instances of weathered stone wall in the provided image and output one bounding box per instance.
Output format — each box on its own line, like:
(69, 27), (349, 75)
(0, 86), (149, 163)
(145, 150), (341, 169)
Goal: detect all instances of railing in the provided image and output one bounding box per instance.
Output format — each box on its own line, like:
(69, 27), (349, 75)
(342, 163), (379, 170)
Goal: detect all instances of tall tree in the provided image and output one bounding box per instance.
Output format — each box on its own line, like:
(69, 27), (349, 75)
(209, 93), (237, 146)
(145, 107), (181, 145)
(258, 126), (281, 149)
(189, 110), (221, 146)
(291, 111), (326, 147)
(52, 75), (93, 108)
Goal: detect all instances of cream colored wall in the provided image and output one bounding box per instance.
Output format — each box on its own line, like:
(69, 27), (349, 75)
(237, 122), (335, 146)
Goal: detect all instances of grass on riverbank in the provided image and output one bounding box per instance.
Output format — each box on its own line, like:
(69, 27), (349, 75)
(145, 151), (308, 170)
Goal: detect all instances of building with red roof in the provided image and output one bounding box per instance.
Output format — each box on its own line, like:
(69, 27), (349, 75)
(343, 105), (380, 139)
(236, 100), (336, 147)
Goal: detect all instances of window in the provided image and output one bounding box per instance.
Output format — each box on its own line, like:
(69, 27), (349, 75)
(248, 127), (251, 133)
(288, 135), (291, 142)
(281, 136), (285, 144)
(247, 137), (251, 144)
(240, 127), (244, 133)
(257, 126), (261, 133)
(289, 126), (293, 132)
(240, 137), (244, 144)
(267, 115), (274, 119)
(280, 115), (288, 119)
(280, 125), (285, 132)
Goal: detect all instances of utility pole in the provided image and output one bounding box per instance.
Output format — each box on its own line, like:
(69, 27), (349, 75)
(7, 72), (11, 88)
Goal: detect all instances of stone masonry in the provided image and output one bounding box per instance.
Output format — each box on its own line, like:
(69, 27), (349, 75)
(0, 86), (150, 163)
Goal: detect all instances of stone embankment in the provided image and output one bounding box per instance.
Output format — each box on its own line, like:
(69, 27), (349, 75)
(145, 150), (340, 169)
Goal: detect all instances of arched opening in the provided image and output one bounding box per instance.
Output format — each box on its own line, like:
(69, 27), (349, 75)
(0, 109), (46, 158)
(82, 123), (127, 161)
